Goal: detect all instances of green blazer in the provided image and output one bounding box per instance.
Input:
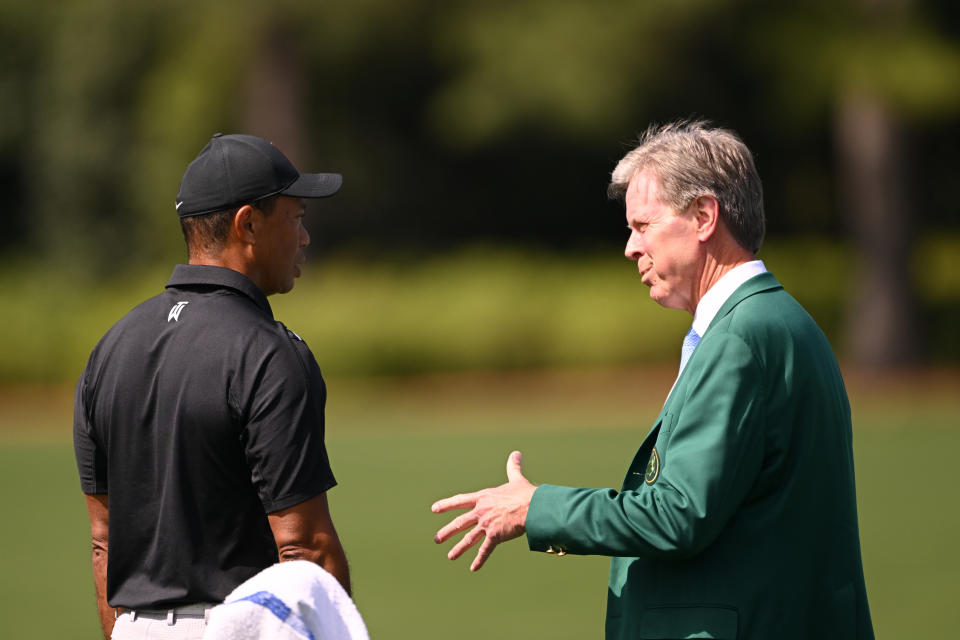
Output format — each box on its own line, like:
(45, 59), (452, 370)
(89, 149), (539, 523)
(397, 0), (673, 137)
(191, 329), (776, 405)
(527, 273), (873, 640)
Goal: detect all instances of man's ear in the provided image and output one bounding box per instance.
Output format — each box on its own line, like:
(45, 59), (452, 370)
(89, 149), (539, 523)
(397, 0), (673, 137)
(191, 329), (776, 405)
(232, 204), (260, 246)
(694, 194), (721, 242)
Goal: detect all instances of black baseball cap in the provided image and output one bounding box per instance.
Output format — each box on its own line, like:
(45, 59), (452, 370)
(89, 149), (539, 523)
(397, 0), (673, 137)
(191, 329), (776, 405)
(175, 133), (342, 218)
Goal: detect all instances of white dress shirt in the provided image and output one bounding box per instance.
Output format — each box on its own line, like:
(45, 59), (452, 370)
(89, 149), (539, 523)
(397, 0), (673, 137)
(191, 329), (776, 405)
(690, 260), (768, 338)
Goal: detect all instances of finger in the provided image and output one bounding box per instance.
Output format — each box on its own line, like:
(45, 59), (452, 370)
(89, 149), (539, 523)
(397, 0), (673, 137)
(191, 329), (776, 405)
(470, 535), (498, 572)
(448, 526), (485, 561)
(431, 492), (480, 514)
(434, 511), (479, 544)
(505, 450), (524, 483)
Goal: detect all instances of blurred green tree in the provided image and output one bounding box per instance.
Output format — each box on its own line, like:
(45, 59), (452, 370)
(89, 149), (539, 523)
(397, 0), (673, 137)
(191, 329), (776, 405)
(1, 0), (958, 368)
(426, 0), (960, 367)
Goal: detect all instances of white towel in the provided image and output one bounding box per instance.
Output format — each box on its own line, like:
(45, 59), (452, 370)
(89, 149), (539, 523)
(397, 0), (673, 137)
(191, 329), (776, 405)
(202, 561), (369, 640)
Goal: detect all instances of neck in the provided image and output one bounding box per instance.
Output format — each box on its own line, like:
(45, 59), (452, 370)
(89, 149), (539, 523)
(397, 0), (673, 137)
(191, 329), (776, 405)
(687, 243), (754, 315)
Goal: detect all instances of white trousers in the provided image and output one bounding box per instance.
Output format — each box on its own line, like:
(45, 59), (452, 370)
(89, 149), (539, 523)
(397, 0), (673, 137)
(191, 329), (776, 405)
(111, 604), (216, 640)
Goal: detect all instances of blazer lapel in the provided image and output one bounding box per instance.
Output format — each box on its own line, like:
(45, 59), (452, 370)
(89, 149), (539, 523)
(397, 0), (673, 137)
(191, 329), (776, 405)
(705, 271), (783, 336)
(625, 273), (783, 491)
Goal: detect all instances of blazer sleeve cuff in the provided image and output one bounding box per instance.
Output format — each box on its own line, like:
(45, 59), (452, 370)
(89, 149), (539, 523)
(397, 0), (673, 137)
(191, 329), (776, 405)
(526, 483), (578, 553)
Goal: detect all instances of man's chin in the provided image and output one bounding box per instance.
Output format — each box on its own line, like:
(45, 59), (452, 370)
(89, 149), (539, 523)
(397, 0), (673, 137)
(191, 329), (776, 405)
(271, 278), (297, 296)
(648, 286), (671, 309)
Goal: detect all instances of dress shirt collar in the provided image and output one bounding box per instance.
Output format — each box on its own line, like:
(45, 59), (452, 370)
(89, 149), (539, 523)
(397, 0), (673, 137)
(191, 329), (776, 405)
(691, 260), (767, 337)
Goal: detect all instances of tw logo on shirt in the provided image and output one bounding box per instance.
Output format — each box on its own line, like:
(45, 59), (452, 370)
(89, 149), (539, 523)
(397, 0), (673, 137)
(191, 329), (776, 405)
(167, 301), (189, 322)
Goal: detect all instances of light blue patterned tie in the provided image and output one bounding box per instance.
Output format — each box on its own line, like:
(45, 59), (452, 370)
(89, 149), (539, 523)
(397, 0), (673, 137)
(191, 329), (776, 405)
(678, 327), (700, 375)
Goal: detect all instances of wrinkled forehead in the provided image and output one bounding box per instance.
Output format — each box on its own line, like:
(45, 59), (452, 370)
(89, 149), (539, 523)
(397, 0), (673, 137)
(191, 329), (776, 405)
(626, 168), (668, 205)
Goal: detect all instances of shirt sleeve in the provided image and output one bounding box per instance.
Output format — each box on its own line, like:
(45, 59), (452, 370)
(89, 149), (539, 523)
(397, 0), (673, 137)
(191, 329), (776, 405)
(526, 330), (766, 558)
(240, 329), (337, 514)
(74, 370), (108, 494)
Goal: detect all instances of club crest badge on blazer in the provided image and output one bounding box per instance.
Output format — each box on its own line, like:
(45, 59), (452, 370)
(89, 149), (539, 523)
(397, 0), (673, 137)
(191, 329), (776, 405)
(645, 448), (660, 485)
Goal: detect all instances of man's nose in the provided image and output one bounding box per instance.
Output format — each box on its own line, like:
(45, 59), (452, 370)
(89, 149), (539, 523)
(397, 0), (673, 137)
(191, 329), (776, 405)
(300, 225), (310, 248)
(624, 231), (642, 260)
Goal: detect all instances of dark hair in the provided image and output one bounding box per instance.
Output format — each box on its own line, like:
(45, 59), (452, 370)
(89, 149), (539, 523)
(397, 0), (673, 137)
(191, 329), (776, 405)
(180, 195), (279, 258)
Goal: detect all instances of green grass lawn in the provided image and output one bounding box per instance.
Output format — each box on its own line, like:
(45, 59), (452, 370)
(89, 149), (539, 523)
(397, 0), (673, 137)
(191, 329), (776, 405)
(1, 368), (958, 638)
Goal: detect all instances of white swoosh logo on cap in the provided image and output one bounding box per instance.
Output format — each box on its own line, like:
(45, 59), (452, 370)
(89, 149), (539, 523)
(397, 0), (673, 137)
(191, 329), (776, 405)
(175, 201), (183, 210)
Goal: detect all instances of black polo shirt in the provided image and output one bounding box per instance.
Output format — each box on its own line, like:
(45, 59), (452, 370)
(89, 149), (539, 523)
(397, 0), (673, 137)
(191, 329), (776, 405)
(74, 264), (336, 609)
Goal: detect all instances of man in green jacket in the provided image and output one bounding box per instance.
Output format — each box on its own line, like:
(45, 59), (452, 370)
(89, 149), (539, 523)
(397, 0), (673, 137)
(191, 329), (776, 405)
(432, 120), (874, 639)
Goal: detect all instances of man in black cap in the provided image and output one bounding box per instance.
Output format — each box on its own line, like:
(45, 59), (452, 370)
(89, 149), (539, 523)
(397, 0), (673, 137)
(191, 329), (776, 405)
(74, 134), (351, 640)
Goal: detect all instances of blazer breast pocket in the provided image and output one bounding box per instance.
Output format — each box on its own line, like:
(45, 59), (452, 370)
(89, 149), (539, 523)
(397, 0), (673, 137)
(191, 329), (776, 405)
(639, 605), (738, 639)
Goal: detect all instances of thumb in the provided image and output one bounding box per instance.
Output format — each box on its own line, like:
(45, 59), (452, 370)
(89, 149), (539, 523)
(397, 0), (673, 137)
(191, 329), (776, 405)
(506, 450), (524, 483)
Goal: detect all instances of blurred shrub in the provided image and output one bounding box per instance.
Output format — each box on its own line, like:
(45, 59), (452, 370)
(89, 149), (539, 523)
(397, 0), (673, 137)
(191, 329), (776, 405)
(1, 236), (956, 384)
(272, 247), (688, 375)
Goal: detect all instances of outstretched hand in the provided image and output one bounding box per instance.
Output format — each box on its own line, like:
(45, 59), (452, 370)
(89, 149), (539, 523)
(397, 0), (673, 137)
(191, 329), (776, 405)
(432, 450), (537, 571)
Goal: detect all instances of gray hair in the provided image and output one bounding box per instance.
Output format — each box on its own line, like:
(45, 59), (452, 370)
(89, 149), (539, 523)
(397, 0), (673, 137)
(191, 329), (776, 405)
(609, 120), (765, 254)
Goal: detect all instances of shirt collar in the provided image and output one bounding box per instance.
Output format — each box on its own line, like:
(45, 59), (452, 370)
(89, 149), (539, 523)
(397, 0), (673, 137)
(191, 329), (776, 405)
(166, 264), (273, 318)
(691, 260), (767, 337)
